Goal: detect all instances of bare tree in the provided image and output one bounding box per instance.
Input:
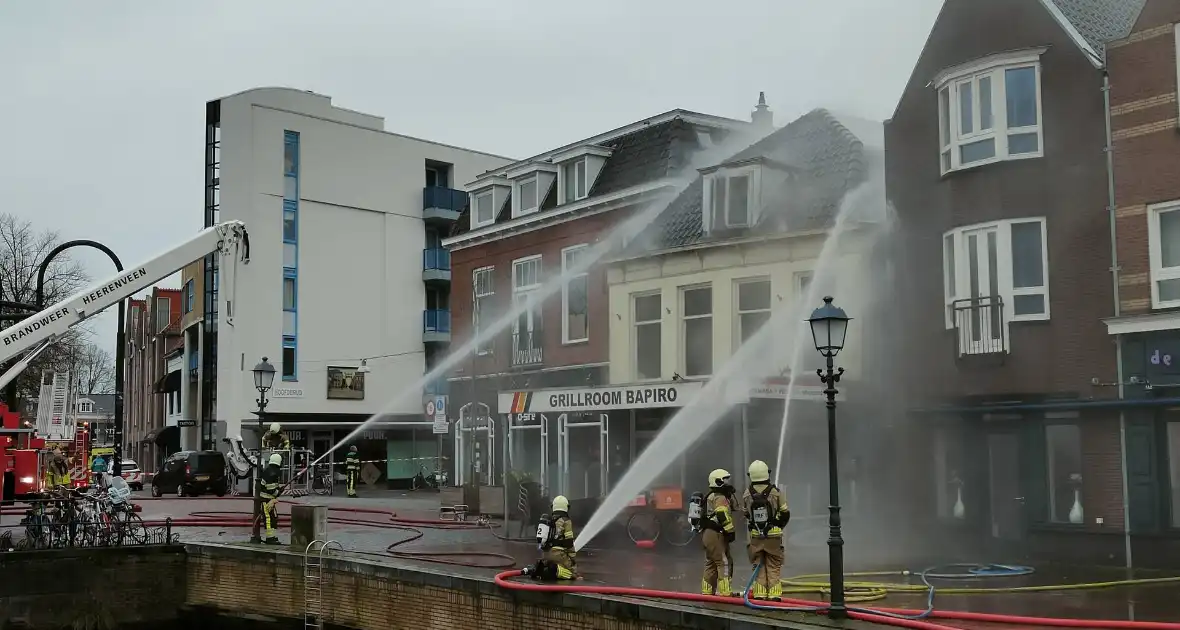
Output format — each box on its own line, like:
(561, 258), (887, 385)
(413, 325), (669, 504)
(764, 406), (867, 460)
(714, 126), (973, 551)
(0, 214), (92, 411)
(58, 342), (115, 395)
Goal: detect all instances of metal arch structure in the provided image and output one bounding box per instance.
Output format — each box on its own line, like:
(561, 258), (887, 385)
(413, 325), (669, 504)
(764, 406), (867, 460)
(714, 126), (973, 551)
(35, 239), (127, 477)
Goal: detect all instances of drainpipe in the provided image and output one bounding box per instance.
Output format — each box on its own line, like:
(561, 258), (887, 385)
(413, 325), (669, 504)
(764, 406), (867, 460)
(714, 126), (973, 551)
(1103, 70), (1133, 570)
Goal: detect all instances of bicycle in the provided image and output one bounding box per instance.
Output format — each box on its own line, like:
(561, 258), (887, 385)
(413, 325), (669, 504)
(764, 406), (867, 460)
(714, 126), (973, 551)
(625, 490), (696, 547)
(411, 467), (446, 491)
(311, 464), (334, 496)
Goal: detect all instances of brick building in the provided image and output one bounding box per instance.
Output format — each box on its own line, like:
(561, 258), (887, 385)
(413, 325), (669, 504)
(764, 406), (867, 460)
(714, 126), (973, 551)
(1103, 0), (1180, 558)
(886, 0), (1143, 562)
(442, 105), (756, 494)
(123, 287), (183, 472)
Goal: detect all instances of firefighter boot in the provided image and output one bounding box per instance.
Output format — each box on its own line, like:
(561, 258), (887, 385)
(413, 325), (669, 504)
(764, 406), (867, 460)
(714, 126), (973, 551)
(700, 579), (715, 595)
(264, 537), (281, 545)
(717, 576), (733, 597)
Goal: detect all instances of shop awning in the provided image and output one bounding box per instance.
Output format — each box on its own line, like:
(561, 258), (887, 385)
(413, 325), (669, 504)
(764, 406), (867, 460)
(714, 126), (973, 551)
(141, 428), (161, 443)
(155, 425), (179, 448)
(153, 370), (182, 394)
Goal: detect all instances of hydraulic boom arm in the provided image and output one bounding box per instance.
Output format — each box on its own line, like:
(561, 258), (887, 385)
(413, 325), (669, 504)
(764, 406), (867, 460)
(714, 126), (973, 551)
(0, 220), (249, 367)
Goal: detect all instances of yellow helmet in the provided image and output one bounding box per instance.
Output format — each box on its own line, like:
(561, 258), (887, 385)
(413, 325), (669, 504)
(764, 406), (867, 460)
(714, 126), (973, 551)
(748, 460), (770, 483)
(552, 495), (569, 513)
(269, 422), (282, 433)
(708, 469), (732, 488)
(268, 453), (283, 466)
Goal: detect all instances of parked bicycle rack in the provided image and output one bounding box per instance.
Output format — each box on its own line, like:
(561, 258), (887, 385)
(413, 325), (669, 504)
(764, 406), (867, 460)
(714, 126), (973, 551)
(303, 539), (342, 630)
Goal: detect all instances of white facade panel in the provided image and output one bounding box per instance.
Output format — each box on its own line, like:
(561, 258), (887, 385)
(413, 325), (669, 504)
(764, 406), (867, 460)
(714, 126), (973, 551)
(213, 88), (512, 439)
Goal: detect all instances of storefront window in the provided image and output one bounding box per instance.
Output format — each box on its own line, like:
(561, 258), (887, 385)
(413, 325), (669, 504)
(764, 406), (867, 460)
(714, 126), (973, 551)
(1168, 422), (1180, 528)
(934, 427), (965, 518)
(1046, 423), (1082, 523)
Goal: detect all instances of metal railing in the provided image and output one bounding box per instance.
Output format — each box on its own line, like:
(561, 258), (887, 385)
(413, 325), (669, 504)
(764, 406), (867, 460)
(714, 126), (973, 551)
(422, 186), (467, 213)
(511, 330), (544, 367)
(423, 247), (451, 271)
(424, 309), (452, 333)
(951, 295), (1006, 356)
(1, 490), (175, 551)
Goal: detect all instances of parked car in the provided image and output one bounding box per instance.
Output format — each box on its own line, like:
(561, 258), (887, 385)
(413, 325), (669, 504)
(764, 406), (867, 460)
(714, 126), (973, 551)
(107, 459), (145, 491)
(151, 451), (228, 497)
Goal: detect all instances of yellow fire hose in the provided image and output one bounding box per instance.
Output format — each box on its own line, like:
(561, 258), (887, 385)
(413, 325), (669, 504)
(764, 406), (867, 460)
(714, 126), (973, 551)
(781, 569), (1180, 603)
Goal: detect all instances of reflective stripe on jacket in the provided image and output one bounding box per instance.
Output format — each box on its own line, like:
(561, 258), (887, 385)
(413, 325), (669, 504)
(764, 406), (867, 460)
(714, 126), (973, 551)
(742, 483), (788, 538)
(706, 491), (736, 534)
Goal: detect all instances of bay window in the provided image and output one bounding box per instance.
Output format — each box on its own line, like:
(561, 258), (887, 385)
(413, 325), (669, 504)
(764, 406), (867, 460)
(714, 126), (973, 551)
(942, 218), (1049, 351)
(936, 50), (1044, 174)
(1147, 201), (1180, 308)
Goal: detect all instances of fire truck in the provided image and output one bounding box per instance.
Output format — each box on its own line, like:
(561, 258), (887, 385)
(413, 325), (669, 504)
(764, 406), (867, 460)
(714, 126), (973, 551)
(0, 220), (250, 502)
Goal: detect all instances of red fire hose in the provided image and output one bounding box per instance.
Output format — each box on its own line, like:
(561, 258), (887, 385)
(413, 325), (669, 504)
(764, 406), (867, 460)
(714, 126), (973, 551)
(494, 570), (1180, 630)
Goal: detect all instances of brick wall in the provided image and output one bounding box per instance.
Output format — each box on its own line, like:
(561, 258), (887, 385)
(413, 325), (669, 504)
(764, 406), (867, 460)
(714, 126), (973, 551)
(0, 546), (186, 628)
(1109, 11), (1180, 315)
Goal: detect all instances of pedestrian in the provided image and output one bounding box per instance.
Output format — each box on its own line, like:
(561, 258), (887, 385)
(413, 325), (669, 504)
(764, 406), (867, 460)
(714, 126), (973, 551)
(345, 445), (360, 497)
(700, 469), (737, 596)
(258, 453), (283, 545)
(742, 460), (789, 600)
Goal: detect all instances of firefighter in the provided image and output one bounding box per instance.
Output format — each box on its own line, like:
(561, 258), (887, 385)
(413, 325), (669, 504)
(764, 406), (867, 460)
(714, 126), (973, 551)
(701, 469), (737, 596)
(742, 460), (790, 600)
(525, 495), (578, 581)
(260, 422), (290, 453)
(257, 453), (283, 545)
(43, 448), (71, 489)
(345, 445), (360, 497)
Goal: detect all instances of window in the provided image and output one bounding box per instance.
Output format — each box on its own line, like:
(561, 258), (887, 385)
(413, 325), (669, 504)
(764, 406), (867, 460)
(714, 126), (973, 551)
(796, 271), (813, 299)
(1046, 423), (1082, 524)
(518, 178), (539, 215)
(155, 298), (170, 333)
(282, 337), (297, 380)
(562, 159), (587, 203)
(425, 165), (449, 188)
(474, 191), (495, 226)
(634, 293), (662, 380)
(473, 266), (494, 355)
(736, 279), (771, 345)
(681, 286), (713, 377)
(283, 277), (296, 311)
(1168, 421), (1180, 528)
(934, 429), (966, 519)
(936, 51), (1043, 173)
(562, 245), (589, 343)
(706, 171), (757, 229)
(1147, 201), (1180, 308)
(283, 201), (297, 242)
(943, 218), (1049, 337)
(78, 401), (94, 414)
(512, 256), (542, 360)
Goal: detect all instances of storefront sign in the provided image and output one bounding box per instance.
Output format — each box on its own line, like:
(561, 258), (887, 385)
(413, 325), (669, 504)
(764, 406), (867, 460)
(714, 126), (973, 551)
(272, 387), (304, 399)
(1150, 348), (1173, 367)
(498, 381), (703, 414)
(177, 419), (196, 427)
(747, 384), (841, 401)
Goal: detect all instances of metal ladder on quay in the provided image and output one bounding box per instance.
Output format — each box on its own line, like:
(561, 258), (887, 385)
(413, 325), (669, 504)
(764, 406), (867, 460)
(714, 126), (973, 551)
(303, 540), (342, 630)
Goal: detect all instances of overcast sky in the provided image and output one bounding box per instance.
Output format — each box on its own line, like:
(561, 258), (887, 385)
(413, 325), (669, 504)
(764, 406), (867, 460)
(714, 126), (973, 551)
(0, 0), (943, 354)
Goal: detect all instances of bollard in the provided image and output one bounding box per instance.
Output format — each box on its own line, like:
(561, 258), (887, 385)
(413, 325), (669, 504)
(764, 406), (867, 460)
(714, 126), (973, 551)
(289, 504), (328, 551)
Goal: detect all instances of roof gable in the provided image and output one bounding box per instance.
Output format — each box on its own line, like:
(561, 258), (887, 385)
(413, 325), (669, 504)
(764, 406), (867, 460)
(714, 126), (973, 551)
(1040, 0), (1146, 65)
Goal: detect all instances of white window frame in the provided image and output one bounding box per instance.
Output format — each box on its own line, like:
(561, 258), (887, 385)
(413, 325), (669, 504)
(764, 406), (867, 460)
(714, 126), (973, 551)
(1147, 200), (1180, 309)
(942, 217), (1050, 345)
(511, 255), (542, 339)
(155, 297), (170, 333)
(472, 190), (495, 228)
(935, 49), (1045, 175)
(78, 401), (94, 414)
(561, 244), (589, 344)
(561, 158), (588, 204)
(516, 177), (539, 216)
(795, 271), (813, 298)
(472, 266), (494, 355)
(704, 166), (760, 229)
(734, 277), (772, 346)
(633, 291), (663, 381)
(680, 284), (713, 377)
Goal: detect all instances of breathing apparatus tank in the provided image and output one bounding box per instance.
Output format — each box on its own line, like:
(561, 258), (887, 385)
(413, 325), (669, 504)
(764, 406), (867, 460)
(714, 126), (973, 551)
(687, 491), (705, 532)
(536, 512), (555, 551)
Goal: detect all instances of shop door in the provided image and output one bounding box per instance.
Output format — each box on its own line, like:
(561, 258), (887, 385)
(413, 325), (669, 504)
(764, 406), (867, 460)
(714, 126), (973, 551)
(988, 433), (1024, 541)
(558, 413), (608, 500)
(454, 409), (495, 486)
(507, 412), (550, 492)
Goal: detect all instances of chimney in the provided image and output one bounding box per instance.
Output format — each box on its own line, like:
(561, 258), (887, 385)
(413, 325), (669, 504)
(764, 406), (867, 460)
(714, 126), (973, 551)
(751, 92), (773, 130)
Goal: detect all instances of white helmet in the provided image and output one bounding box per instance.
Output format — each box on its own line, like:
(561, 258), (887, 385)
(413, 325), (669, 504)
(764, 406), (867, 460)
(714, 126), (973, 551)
(268, 453), (283, 466)
(269, 422), (281, 433)
(748, 460), (771, 483)
(551, 495), (569, 513)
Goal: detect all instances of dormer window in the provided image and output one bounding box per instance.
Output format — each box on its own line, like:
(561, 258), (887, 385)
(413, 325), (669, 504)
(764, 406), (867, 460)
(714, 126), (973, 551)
(474, 191), (495, 227)
(703, 166), (760, 231)
(78, 401), (94, 414)
(562, 159), (587, 203)
(518, 178), (539, 214)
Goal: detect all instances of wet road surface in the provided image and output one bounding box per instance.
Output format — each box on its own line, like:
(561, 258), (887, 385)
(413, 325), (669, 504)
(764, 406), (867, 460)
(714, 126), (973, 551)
(7, 491), (1179, 628)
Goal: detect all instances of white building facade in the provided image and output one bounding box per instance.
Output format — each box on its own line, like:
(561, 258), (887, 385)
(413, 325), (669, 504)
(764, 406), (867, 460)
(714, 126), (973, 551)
(202, 88), (512, 465)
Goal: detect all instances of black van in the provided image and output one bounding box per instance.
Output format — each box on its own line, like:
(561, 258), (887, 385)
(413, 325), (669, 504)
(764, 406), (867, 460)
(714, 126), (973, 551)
(151, 450), (229, 497)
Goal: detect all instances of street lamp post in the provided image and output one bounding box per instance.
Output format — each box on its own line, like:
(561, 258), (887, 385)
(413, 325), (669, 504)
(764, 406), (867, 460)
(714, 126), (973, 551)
(250, 357), (276, 544)
(807, 296), (851, 619)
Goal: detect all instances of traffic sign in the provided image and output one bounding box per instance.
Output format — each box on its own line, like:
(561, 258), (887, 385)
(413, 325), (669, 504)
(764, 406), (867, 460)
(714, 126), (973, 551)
(425, 400), (436, 417)
(434, 395), (447, 416)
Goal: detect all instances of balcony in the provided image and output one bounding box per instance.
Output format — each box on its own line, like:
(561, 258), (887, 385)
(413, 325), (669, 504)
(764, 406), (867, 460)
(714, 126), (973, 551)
(424, 309), (452, 344)
(952, 296), (1006, 359)
(423, 186), (467, 223)
(423, 248), (451, 283)
(510, 329), (544, 368)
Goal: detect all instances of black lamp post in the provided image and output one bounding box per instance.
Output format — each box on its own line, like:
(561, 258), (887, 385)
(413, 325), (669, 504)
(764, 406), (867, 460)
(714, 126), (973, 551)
(250, 357), (275, 544)
(807, 295), (851, 619)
